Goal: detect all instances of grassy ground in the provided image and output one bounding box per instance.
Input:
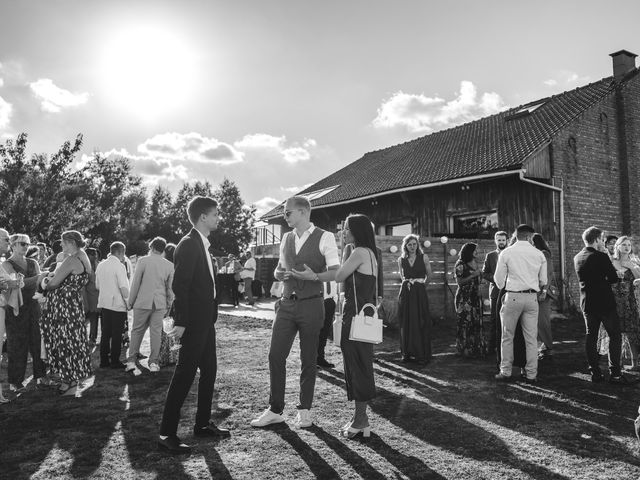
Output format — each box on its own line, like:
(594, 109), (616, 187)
(1, 308), (640, 479)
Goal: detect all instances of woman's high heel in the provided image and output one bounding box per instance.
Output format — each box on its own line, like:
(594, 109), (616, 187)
(341, 426), (371, 439)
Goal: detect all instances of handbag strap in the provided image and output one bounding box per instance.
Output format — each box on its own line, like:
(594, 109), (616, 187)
(352, 248), (377, 313)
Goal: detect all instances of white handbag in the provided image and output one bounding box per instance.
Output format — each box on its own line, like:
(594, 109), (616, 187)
(348, 250), (383, 344)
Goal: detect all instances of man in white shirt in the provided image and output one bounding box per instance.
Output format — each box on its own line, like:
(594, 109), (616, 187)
(251, 196), (339, 429)
(494, 224), (547, 383)
(95, 242), (130, 369)
(241, 251), (257, 306)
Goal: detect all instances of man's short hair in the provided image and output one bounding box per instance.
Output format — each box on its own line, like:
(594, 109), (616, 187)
(286, 196), (311, 211)
(187, 196), (218, 225)
(51, 239), (63, 254)
(515, 224), (535, 236)
(494, 230), (508, 239)
(110, 241), (126, 255)
(583, 226), (603, 245)
(605, 234), (618, 244)
(150, 236), (167, 253)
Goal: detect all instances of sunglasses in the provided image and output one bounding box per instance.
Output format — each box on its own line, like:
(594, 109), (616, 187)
(15, 242), (29, 247)
(284, 209), (301, 218)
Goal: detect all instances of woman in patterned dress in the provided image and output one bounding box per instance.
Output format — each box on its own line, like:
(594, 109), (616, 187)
(40, 230), (93, 393)
(454, 242), (486, 358)
(397, 234), (433, 364)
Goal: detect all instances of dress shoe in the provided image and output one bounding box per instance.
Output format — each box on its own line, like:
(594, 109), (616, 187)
(125, 361), (137, 372)
(149, 363), (160, 373)
(294, 409), (313, 428)
(524, 377), (538, 385)
(250, 408), (285, 427)
(193, 422), (231, 438)
(157, 435), (191, 454)
(494, 373), (513, 383)
(111, 362), (127, 369)
(9, 383), (26, 393)
(341, 425), (371, 439)
(317, 358), (335, 369)
(609, 374), (634, 385)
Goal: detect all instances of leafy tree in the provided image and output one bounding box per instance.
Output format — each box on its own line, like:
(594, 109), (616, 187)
(212, 178), (256, 255)
(146, 185), (175, 242)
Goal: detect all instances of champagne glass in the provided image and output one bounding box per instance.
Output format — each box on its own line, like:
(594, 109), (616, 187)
(162, 317), (182, 351)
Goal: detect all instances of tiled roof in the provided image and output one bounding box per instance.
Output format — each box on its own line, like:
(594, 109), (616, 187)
(262, 72), (630, 220)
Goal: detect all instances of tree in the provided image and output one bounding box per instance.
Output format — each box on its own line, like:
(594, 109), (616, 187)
(211, 178), (256, 255)
(146, 185), (175, 242)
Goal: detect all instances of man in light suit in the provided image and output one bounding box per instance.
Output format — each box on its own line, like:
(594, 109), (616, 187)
(126, 237), (174, 373)
(158, 196), (230, 455)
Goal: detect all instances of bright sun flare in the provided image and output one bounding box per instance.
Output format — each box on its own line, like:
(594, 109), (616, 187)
(101, 26), (196, 118)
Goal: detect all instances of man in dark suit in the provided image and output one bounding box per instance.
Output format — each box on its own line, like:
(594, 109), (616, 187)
(482, 231), (508, 358)
(158, 196), (230, 454)
(574, 225), (626, 384)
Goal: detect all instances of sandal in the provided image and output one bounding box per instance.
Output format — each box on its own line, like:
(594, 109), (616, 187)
(58, 381), (78, 395)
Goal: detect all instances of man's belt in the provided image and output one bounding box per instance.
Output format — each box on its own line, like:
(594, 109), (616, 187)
(506, 289), (537, 294)
(281, 293), (323, 301)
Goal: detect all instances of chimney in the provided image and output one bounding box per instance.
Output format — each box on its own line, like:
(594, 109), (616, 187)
(610, 49), (637, 80)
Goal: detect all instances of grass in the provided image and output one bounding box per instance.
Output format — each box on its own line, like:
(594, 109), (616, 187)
(1, 307), (640, 479)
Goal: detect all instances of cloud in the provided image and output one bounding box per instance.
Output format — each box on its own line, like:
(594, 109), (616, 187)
(29, 78), (89, 113)
(138, 132), (243, 165)
(253, 196), (281, 214)
(373, 81), (506, 133)
(280, 183), (313, 194)
(0, 95), (11, 129)
(543, 70), (590, 88)
(0, 78), (4, 88)
(234, 133), (315, 163)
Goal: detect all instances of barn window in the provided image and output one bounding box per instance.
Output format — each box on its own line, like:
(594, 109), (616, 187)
(384, 223), (412, 236)
(449, 210), (499, 237)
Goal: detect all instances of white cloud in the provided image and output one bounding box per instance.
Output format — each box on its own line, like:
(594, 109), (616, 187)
(234, 133), (315, 163)
(138, 132), (243, 165)
(280, 183), (313, 194)
(543, 70), (590, 88)
(0, 78), (4, 88)
(254, 196), (281, 215)
(373, 81), (506, 133)
(0, 95), (11, 129)
(29, 78), (89, 113)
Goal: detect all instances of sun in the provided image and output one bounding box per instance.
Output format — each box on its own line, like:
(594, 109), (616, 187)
(100, 25), (196, 118)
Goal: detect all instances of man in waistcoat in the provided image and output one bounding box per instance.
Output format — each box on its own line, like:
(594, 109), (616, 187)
(482, 230), (508, 358)
(251, 196), (339, 429)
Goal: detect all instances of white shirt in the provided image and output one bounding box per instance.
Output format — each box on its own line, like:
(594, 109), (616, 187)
(95, 256), (130, 312)
(242, 257), (256, 280)
(494, 240), (547, 292)
(196, 229), (217, 298)
(279, 224), (340, 268)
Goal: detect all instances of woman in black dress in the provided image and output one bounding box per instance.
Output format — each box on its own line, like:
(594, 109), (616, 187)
(335, 214), (378, 439)
(454, 242), (486, 358)
(397, 234), (432, 364)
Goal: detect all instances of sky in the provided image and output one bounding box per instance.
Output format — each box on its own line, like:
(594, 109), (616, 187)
(1, 0), (640, 216)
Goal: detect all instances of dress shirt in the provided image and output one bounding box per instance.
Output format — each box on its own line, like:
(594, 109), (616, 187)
(196, 229), (217, 298)
(95, 255), (130, 312)
(242, 257), (256, 280)
(279, 223), (340, 267)
(494, 240), (547, 292)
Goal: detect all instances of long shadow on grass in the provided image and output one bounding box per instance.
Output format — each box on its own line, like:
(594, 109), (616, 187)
(318, 370), (571, 480)
(269, 423), (343, 479)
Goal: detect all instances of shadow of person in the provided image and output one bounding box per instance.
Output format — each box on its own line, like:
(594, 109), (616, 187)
(270, 423), (343, 479)
(317, 369), (571, 480)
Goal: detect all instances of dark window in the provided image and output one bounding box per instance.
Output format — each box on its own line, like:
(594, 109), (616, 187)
(449, 210), (498, 237)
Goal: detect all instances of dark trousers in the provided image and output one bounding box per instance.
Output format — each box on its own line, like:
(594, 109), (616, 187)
(6, 304), (45, 385)
(318, 298), (336, 359)
(584, 310), (621, 376)
(100, 309), (126, 366)
(160, 324), (217, 436)
(488, 292), (500, 353)
(269, 297), (324, 413)
(87, 311), (99, 343)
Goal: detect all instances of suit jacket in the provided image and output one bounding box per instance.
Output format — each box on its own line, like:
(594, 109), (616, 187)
(172, 228), (218, 330)
(129, 253), (175, 310)
(574, 246), (619, 314)
(482, 250), (500, 300)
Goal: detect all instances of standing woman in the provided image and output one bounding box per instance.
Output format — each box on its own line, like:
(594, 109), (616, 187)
(2, 234), (47, 391)
(40, 230), (93, 393)
(532, 234), (557, 359)
(84, 248), (101, 347)
(335, 214), (378, 439)
(454, 243), (486, 357)
(397, 234), (433, 364)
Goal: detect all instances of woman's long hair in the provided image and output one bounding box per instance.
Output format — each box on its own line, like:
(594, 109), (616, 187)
(459, 242), (477, 263)
(532, 233), (551, 255)
(401, 233), (423, 258)
(345, 214), (377, 254)
(613, 235), (633, 260)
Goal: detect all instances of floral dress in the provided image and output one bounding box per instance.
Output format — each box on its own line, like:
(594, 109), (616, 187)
(41, 267), (92, 382)
(454, 260), (486, 357)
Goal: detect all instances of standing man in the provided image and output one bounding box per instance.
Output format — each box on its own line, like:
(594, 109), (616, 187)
(317, 281), (337, 368)
(95, 242), (130, 369)
(482, 231), (508, 358)
(604, 235), (618, 260)
(251, 196), (339, 429)
(494, 224), (547, 384)
(126, 237), (174, 373)
(158, 196), (230, 455)
(574, 226), (627, 384)
(241, 250), (257, 306)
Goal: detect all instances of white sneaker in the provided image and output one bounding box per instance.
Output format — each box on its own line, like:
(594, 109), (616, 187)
(125, 362), (136, 372)
(250, 408), (285, 427)
(149, 363), (160, 373)
(294, 409), (313, 428)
